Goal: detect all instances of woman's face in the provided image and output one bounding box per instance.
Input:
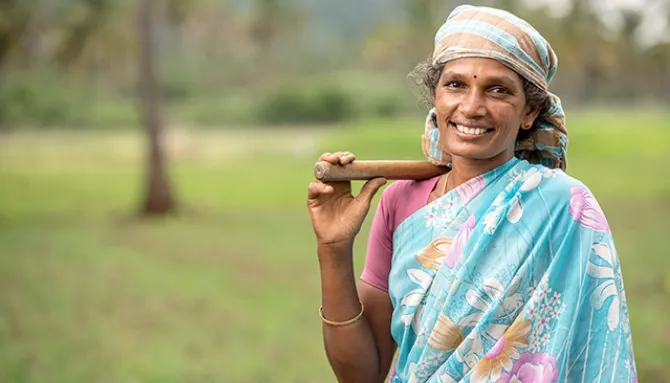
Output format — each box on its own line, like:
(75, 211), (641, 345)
(434, 58), (540, 163)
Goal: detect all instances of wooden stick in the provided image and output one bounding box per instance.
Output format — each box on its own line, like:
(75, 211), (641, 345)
(314, 160), (449, 182)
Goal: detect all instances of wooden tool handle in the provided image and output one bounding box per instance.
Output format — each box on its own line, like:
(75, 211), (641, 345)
(314, 160), (448, 182)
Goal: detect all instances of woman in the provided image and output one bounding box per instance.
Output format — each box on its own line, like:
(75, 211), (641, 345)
(307, 5), (636, 383)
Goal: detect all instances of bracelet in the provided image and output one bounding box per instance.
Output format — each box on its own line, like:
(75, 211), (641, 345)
(319, 303), (364, 327)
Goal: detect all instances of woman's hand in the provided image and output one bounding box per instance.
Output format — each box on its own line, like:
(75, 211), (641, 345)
(307, 152), (387, 248)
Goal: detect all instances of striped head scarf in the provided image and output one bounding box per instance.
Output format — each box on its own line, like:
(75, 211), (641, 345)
(422, 5), (568, 170)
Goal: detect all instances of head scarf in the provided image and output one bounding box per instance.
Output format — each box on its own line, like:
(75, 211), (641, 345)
(422, 5), (568, 170)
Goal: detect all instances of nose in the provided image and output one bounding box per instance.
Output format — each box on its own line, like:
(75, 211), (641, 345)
(458, 89), (486, 117)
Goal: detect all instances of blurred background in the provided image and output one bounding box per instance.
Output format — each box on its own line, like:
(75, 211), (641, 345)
(0, 0), (668, 382)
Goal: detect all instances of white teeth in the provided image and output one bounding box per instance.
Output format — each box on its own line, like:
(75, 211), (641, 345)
(454, 124), (488, 135)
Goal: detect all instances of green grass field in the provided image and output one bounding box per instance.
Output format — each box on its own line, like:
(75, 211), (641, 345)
(1, 109), (669, 382)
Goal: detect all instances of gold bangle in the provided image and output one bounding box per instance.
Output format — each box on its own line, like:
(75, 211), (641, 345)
(319, 303), (364, 327)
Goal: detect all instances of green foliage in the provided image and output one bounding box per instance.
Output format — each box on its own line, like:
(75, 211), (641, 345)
(256, 72), (423, 125)
(259, 81), (356, 125)
(160, 73), (193, 102)
(0, 70), (86, 127)
(0, 70), (139, 129)
(0, 68), (424, 128)
(170, 96), (257, 126)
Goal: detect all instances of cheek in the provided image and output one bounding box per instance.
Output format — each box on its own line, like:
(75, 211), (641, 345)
(491, 104), (522, 130)
(434, 86), (457, 106)
(434, 91), (457, 120)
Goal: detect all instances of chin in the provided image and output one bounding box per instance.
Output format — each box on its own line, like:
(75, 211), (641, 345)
(453, 154), (496, 162)
(448, 146), (517, 165)
(443, 133), (514, 162)
(444, 145), (495, 161)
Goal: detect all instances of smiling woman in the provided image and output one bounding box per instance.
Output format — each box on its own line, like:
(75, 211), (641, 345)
(431, 58), (540, 168)
(414, 59), (553, 164)
(306, 4), (637, 383)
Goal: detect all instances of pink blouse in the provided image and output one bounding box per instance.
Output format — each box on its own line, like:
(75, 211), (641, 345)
(360, 176), (441, 292)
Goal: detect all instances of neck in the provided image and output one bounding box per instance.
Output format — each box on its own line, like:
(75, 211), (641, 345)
(448, 153), (514, 189)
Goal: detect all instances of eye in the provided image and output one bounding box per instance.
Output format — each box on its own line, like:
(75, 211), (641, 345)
(445, 80), (464, 88)
(490, 86), (509, 94)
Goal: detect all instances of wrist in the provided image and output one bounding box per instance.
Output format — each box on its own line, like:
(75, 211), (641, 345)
(317, 239), (354, 251)
(317, 240), (354, 268)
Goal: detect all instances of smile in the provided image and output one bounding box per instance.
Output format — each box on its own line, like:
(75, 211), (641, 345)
(450, 122), (494, 136)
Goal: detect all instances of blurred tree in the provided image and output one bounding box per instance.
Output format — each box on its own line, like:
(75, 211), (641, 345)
(496, 0), (517, 14)
(165, 0), (193, 26)
(0, 0), (39, 70)
(138, 0), (174, 215)
(645, 41), (670, 101)
(618, 9), (648, 99)
(564, 0), (602, 102)
(406, 0), (440, 62)
(361, 23), (411, 72)
(250, 0), (303, 68)
(55, 0), (137, 80)
(54, 0), (113, 68)
(251, 0), (279, 52)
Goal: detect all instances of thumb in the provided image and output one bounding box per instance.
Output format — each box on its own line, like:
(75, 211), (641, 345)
(356, 177), (387, 205)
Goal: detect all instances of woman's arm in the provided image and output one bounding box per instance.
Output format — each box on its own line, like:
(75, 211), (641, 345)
(307, 151), (395, 382)
(318, 242), (396, 383)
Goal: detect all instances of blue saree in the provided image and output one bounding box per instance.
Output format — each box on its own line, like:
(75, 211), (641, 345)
(388, 158), (637, 383)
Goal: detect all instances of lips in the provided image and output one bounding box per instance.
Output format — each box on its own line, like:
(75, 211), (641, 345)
(449, 122), (493, 136)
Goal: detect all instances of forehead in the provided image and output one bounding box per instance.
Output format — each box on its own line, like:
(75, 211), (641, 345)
(441, 58), (523, 83)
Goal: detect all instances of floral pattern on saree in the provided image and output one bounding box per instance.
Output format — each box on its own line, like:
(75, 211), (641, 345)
(387, 158), (637, 383)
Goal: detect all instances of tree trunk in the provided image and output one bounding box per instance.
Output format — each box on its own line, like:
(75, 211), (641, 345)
(138, 0), (175, 215)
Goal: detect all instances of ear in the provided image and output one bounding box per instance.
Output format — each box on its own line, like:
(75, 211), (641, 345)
(521, 106), (541, 130)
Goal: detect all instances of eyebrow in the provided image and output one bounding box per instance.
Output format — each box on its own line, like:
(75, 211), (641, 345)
(441, 71), (519, 89)
(485, 75), (519, 89)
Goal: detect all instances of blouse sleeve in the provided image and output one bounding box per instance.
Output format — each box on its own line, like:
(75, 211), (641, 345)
(360, 187), (395, 292)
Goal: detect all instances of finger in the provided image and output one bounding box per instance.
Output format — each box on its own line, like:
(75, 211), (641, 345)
(318, 152), (333, 162)
(307, 181), (333, 200)
(339, 152), (356, 165)
(319, 151), (356, 165)
(330, 152), (346, 164)
(320, 152), (345, 165)
(356, 177), (387, 204)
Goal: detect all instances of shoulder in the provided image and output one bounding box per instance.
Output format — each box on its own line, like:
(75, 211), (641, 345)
(505, 163), (613, 236)
(516, 163), (591, 196)
(534, 165), (593, 198)
(522, 164), (607, 220)
(380, 177), (437, 204)
(377, 176), (439, 232)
